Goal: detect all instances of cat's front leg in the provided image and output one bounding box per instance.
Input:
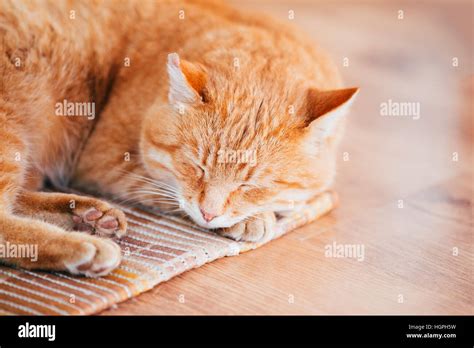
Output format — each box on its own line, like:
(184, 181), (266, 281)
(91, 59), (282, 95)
(14, 191), (127, 238)
(219, 211), (277, 243)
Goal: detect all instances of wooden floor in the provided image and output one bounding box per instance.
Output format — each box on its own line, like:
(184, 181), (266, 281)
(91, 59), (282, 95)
(102, 0), (473, 315)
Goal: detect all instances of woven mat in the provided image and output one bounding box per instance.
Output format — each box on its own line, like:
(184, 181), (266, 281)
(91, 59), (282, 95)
(0, 191), (337, 315)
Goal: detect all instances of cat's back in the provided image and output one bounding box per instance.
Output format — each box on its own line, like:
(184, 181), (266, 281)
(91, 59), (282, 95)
(184, 0), (342, 89)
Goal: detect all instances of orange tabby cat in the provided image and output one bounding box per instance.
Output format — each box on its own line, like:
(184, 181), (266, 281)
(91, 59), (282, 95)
(0, 0), (358, 276)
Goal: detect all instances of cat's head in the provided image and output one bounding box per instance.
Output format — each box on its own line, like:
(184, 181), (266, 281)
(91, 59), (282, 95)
(140, 53), (358, 228)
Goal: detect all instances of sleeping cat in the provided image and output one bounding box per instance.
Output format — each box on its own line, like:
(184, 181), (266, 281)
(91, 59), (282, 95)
(0, 0), (358, 276)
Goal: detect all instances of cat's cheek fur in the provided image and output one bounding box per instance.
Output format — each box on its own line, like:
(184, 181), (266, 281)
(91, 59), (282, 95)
(146, 149), (175, 171)
(141, 147), (183, 190)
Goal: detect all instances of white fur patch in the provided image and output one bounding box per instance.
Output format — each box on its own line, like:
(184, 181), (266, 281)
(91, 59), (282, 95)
(65, 241), (121, 278)
(167, 53), (198, 106)
(64, 242), (96, 275)
(148, 148), (174, 172)
(311, 89), (359, 137)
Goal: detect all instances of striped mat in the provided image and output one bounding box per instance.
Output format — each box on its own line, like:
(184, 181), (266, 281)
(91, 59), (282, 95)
(0, 191), (337, 315)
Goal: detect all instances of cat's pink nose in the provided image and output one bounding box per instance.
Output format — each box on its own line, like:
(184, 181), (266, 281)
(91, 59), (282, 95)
(200, 208), (217, 222)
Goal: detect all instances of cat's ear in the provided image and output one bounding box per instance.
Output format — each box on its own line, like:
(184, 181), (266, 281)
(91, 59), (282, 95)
(303, 87), (359, 137)
(167, 53), (208, 107)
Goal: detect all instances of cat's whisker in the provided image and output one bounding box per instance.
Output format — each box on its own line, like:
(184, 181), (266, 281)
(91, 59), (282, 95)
(118, 169), (181, 194)
(136, 197), (179, 203)
(120, 170), (170, 186)
(115, 192), (180, 206)
(124, 189), (178, 200)
(167, 207), (187, 214)
(177, 211), (192, 221)
(140, 179), (179, 193)
(112, 192), (153, 204)
(112, 189), (173, 202)
(118, 192), (180, 205)
(135, 199), (180, 207)
(115, 185), (179, 199)
(129, 178), (178, 194)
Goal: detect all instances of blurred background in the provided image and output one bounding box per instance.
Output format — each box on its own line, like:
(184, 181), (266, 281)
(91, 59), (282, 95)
(105, 0), (473, 315)
(229, 0), (473, 207)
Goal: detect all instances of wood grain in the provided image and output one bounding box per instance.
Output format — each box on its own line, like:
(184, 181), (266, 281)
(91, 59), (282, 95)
(102, 0), (473, 315)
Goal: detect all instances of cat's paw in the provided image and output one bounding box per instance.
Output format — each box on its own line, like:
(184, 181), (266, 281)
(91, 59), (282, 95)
(72, 202), (127, 238)
(219, 211), (277, 243)
(65, 236), (122, 277)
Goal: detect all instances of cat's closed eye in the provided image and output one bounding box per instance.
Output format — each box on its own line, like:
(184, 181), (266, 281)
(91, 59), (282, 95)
(196, 165), (206, 177)
(199, 88), (210, 103)
(196, 164), (207, 178)
(239, 183), (256, 191)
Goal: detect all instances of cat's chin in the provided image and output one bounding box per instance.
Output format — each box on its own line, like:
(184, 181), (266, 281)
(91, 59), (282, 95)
(193, 218), (239, 230)
(185, 211), (244, 230)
